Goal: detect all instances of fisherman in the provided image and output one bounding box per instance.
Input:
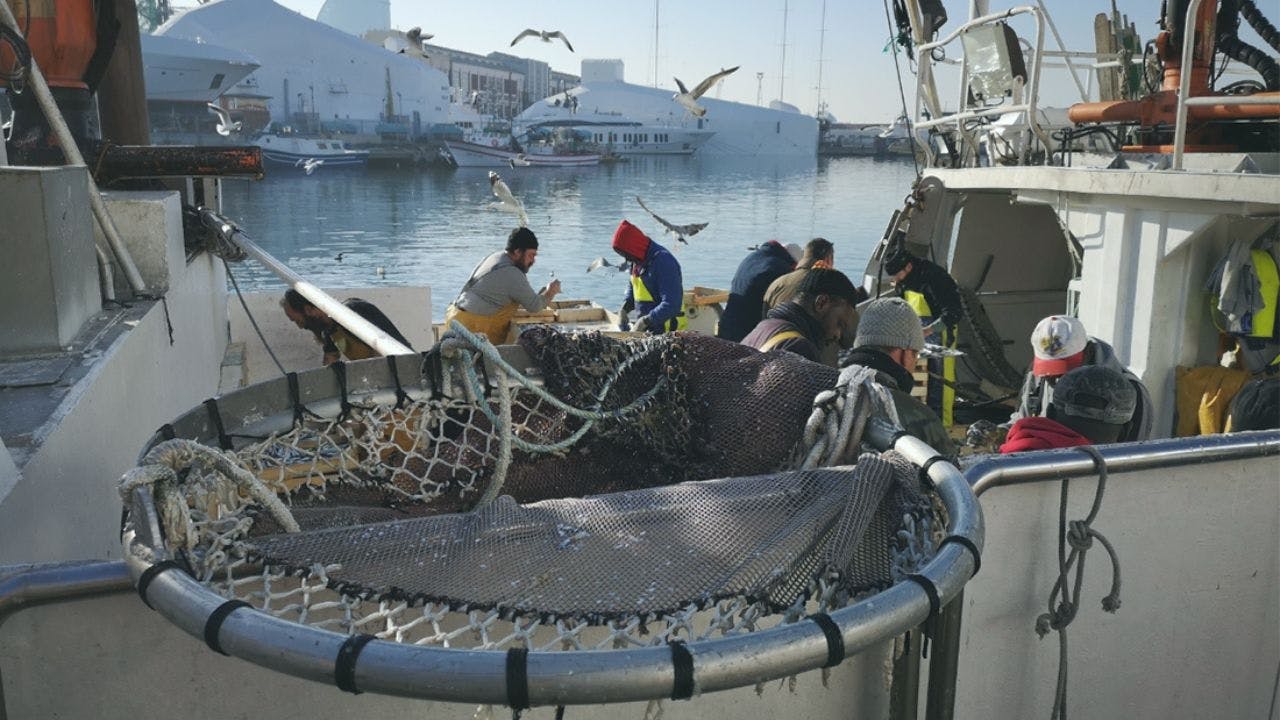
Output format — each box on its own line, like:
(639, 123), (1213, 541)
(1008, 315), (1154, 441)
(839, 297), (954, 456)
(1000, 365), (1137, 453)
(763, 238), (868, 365)
(741, 268), (860, 366)
(281, 290), (412, 365)
(715, 240), (801, 342)
(612, 219), (687, 333)
(884, 244), (964, 426)
(1225, 376), (1280, 432)
(445, 227), (562, 344)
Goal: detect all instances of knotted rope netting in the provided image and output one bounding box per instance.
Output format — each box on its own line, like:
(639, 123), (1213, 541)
(121, 324), (945, 661)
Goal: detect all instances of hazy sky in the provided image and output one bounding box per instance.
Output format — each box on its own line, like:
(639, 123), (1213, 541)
(272, 0), (1266, 122)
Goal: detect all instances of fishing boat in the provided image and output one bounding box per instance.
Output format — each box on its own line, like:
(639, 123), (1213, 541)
(442, 138), (600, 168)
(255, 132), (370, 169)
(0, 1), (1278, 719)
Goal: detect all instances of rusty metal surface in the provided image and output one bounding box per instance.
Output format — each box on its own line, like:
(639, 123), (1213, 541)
(91, 144), (264, 182)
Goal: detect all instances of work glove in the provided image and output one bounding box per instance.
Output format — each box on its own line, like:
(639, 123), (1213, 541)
(634, 316), (652, 334)
(964, 419), (1005, 449)
(617, 305), (631, 331)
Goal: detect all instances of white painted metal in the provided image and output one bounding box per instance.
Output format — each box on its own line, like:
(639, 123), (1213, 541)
(1171, 0), (1203, 170)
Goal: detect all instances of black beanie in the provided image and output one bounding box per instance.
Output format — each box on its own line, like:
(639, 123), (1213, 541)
(506, 227), (539, 252)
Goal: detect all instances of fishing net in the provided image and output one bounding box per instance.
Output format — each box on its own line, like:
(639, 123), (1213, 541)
(121, 325), (942, 652)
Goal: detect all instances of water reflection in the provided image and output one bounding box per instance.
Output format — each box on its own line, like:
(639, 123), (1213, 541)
(220, 155), (916, 318)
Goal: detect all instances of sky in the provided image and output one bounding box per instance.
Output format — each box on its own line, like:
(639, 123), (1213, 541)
(270, 0), (1270, 123)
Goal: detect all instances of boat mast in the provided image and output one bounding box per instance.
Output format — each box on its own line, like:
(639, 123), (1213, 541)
(653, 0), (659, 88)
(815, 0), (827, 114)
(779, 0), (789, 102)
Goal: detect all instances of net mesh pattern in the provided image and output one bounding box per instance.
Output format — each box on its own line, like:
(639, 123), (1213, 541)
(124, 328), (938, 650)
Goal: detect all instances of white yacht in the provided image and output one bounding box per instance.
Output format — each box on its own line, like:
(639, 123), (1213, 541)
(515, 114), (714, 156)
(140, 34), (260, 104)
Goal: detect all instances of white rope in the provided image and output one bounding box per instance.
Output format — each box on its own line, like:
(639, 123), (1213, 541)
(795, 366), (903, 470)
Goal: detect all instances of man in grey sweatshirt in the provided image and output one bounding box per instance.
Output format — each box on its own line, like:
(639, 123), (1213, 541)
(445, 227), (562, 344)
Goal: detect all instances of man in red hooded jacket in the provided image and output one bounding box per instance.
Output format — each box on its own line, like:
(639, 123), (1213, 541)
(611, 220), (687, 333)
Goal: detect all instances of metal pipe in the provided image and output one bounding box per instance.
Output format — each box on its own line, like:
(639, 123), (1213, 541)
(917, 6), (1037, 54)
(1182, 94), (1280, 106)
(1172, 0), (1205, 170)
(94, 245), (116, 303)
(0, 0), (149, 296)
(1035, 0), (1088, 102)
(121, 423), (983, 705)
(0, 560), (132, 630)
(924, 589), (964, 720)
(968, 430), (1280, 497)
(200, 210), (414, 358)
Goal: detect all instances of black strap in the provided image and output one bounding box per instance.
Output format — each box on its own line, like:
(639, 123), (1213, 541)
(286, 372), (307, 426)
(387, 356), (411, 409)
(668, 640), (695, 701)
(159, 423), (176, 440)
(203, 599), (251, 655)
(941, 534), (982, 577)
(136, 559), (185, 610)
(203, 398), (233, 450)
(335, 633), (377, 694)
(918, 455), (947, 487)
(330, 361), (353, 421)
(890, 430), (912, 446)
(506, 647), (530, 711)
(422, 349), (444, 399)
(554, 706), (566, 720)
(808, 613), (846, 668)
(906, 573), (942, 620)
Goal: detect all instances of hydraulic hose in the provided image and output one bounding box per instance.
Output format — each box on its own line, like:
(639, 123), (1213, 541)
(1240, 0), (1280, 53)
(1218, 0), (1280, 91)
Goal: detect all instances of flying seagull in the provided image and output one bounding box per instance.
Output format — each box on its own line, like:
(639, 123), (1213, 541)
(672, 66), (739, 117)
(301, 158), (324, 176)
(510, 29), (574, 52)
(406, 27), (433, 43)
(635, 196), (708, 245)
(206, 103), (241, 136)
(488, 171), (529, 227)
(587, 256), (630, 273)
(508, 153), (531, 168)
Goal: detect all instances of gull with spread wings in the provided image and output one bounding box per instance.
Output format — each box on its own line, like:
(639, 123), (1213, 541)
(635, 196), (708, 245)
(488, 171), (528, 227)
(206, 103), (241, 136)
(672, 66), (739, 118)
(510, 29), (574, 52)
(586, 256), (630, 273)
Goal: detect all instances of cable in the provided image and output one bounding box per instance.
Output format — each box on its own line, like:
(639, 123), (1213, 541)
(881, 0), (922, 178)
(223, 259), (288, 378)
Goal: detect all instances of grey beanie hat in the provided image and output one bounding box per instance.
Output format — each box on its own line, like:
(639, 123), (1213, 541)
(854, 298), (925, 352)
(1051, 365), (1137, 425)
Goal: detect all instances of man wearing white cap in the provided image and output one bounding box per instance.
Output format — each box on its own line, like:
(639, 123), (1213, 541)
(1009, 315), (1153, 441)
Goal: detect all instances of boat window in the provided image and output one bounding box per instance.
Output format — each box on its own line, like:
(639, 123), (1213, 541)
(209, 73), (225, 90)
(317, 142), (328, 149)
(776, 122), (781, 134)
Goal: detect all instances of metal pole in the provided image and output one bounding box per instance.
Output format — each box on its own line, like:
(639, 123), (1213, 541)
(0, 561), (132, 629)
(198, 209), (414, 357)
(1171, 0), (1204, 171)
(0, 0), (149, 296)
(889, 628), (922, 720)
(1035, 0), (1089, 102)
(924, 590), (965, 720)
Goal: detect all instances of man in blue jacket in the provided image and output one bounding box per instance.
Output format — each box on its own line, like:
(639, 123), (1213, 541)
(612, 219), (687, 333)
(715, 240), (801, 342)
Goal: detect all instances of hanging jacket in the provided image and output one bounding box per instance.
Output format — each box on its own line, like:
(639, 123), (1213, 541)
(999, 417), (1092, 453)
(1009, 337), (1155, 441)
(614, 220), (685, 331)
(840, 346), (955, 456)
(741, 301), (825, 362)
(717, 241), (797, 341)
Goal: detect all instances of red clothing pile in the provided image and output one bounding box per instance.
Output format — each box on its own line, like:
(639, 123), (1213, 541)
(998, 417), (1091, 454)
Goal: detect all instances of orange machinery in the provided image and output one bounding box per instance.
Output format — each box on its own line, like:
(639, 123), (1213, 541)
(1067, 0), (1279, 152)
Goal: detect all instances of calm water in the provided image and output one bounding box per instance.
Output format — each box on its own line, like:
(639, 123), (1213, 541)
(220, 155), (917, 319)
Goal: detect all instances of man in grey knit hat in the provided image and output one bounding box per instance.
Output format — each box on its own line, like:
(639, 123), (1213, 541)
(840, 298), (954, 456)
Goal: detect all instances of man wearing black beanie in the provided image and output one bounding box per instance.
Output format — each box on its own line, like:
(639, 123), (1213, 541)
(445, 227), (562, 344)
(740, 268), (859, 366)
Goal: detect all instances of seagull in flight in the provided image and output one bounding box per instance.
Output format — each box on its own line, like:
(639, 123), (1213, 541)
(587, 256), (630, 273)
(488, 171), (528, 227)
(635, 196), (708, 245)
(508, 153), (531, 168)
(206, 103), (241, 136)
(510, 29), (574, 52)
(300, 158), (324, 175)
(406, 27), (433, 43)
(672, 66), (739, 118)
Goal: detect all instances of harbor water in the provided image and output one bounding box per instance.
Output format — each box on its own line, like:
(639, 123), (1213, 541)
(220, 155), (918, 319)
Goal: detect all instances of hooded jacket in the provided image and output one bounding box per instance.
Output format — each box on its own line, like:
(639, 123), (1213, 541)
(613, 220), (684, 330)
(740, 300), (825, 362)
(840, 346), (955, 456)
(1009, 337), (1154, 441)
(896, 256), (964, 329)
(717, 241), (797, 342)
(999, 416), (1092, 454)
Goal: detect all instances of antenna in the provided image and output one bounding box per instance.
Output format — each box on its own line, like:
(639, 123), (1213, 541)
(815, 0), (827, 114)
(653, 0), (660, 89)
(756, 72), (764, 105)
(778, 0), (789, 102)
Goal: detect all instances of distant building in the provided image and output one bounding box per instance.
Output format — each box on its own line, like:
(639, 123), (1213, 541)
(581, 59), (624, 83)
(416, 44), (580, 119)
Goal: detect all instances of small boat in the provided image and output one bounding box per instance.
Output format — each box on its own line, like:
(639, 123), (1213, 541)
(255, 133), (370, 169)
(442, 139), (600, 168)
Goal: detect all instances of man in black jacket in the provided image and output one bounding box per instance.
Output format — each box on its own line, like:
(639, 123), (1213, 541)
(884, 246), (963, 426)
(740, 268), (859, 365)
(716, 241), (800, 342)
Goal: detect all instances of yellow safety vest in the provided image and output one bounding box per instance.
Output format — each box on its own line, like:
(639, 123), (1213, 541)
(904, 290), (933, 318)
(1249, 249), (1278, 338)
(631, 274), (688, 331)
(903, 290), (956, 426)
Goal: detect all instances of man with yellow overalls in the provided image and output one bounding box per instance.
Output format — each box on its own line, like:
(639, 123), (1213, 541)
(884, 247), (964, 426)
(445, 227), (561, 344)
(611, 220), (687, 333)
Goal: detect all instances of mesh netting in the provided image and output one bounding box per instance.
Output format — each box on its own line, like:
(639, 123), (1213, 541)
(122, 327), (940, 651)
